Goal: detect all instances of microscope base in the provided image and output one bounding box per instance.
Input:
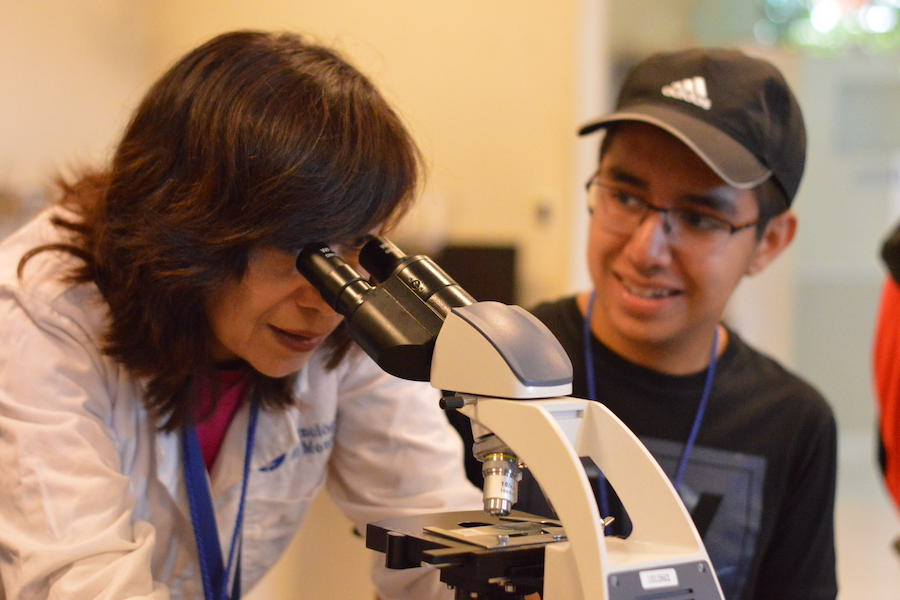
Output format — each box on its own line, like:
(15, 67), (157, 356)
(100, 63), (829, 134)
(366, 509), (722, 600)
(366, 510), (554, 599)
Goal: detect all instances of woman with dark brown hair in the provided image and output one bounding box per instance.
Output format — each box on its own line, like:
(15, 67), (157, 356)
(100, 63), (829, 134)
(0, 30), (478, 599)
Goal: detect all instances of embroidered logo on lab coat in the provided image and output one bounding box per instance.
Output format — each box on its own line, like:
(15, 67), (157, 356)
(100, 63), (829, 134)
(299, 420), (335, 455)
(259, 418), (337, 471)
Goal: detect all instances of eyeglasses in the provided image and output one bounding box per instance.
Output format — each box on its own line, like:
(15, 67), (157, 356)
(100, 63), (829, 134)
(586, 175), (759, 252)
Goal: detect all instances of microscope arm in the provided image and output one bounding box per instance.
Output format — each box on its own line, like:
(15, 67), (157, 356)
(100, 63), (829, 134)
(457, 398), (717, 599)
(435, 307), (720, 599)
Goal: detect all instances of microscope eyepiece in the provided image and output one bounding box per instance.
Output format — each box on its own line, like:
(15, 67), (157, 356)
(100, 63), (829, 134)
(295, 237), (472, 381)
(295, 243), (372, 315)
(359, 237), (409, 283)
(361, 236), (475, 319)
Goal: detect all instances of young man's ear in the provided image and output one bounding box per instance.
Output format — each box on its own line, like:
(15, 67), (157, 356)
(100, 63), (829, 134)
(746, 210), (797, 276)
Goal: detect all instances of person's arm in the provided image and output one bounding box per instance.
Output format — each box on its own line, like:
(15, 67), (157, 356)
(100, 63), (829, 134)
(881, 222), (900, 284)
(875, 221), (900, 509)
(751, 406), (837, 600)
(0, 291), (168, 599)
(325, 348), (481, 600)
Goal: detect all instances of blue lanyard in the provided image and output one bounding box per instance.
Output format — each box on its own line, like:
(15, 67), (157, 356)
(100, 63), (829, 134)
(182, 399), (260, 600)
(581, 290), (719, 522)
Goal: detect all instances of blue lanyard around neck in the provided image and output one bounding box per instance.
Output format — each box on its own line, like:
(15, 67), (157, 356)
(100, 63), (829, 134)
(581, 290), (719, 521)
(182, 399), (260, 600)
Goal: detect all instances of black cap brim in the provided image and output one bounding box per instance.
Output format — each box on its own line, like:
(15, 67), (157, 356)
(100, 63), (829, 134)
(578, 104), (771, 190)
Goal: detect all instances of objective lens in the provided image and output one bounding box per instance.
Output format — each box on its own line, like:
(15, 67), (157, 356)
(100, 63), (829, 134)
(481, 452), (522, 516)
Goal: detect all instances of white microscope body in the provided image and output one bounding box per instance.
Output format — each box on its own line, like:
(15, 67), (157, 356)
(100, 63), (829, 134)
(296, 238), (723, 600)
(429, 303), (724, 600)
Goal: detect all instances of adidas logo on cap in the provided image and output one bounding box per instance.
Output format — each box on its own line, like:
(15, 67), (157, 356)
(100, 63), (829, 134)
(661, 76), (711, 110)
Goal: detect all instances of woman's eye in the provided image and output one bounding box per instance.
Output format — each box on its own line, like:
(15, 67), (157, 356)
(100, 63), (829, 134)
(334, 235), (370, 253)
(331, 236), (372, 261)
(349, 235), (372, 249)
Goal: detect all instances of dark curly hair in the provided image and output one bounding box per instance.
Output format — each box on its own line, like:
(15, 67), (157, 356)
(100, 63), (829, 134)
(19, 30), (421, 430)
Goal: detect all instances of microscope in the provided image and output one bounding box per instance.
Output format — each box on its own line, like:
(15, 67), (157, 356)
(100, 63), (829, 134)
(297, 238), (724, 600)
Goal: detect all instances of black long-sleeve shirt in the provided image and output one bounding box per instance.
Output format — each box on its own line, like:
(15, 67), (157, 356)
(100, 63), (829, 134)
(516, 297), (837, 600)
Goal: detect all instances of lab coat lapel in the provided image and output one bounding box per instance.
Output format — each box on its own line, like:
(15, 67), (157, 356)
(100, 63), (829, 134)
(154, 427), (193, 524)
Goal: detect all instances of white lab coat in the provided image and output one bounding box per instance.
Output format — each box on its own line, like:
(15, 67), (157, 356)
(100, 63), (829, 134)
(0, 210), (481, 599)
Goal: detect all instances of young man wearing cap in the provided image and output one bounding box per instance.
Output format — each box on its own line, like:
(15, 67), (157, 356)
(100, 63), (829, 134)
(517, 48), (837, 599)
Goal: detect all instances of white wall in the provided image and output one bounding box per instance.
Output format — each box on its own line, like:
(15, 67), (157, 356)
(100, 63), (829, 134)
(0, 1), (154, 192)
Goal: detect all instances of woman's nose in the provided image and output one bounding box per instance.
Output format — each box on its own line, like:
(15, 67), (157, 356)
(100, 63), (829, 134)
(294, 280), (338, 315)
